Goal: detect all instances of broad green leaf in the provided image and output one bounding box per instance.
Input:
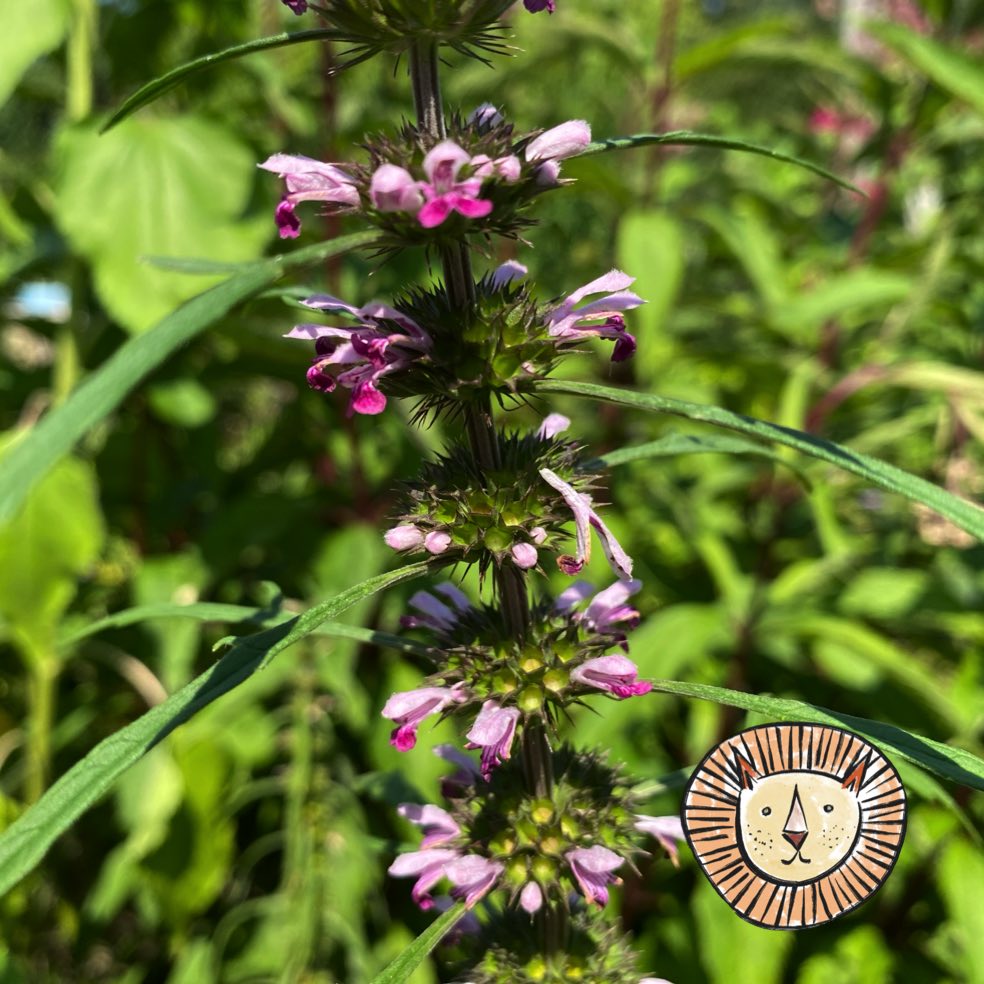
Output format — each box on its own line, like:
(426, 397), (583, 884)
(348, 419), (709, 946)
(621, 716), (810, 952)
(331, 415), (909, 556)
(0, 454), (103, 661)
(591, 432), (811, 484)
(369, 902), (466, 984)
(872, 23), (984, 119)
(615, 210), (684, 384)
(798, 926), (894, 984)
(0, 562), (429, 898)
(57, 601), (433, 659)
(694, 878), (792, 984)
(0, 231), (375, 526)
(580, 131), (862, 193)
(101, 30), (347, 132)
(537, 379), (984, 542)
(0, 0), (71, 109)
(645, 676), (984, 792)
(837, 567), (928, 620)
(54, 117), (270, 333)
(939, 838), (984, 984)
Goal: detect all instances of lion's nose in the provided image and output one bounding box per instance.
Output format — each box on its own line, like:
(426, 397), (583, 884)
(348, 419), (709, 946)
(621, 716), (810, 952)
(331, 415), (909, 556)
(783, 830), (808, 851)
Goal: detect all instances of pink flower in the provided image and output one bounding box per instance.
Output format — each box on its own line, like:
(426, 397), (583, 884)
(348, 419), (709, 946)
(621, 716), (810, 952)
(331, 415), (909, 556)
(566, 846), (623, 906)
(286, 294), (430, 416)
(381, 684), (467, 751)
(424, 530), (452, 555)
(519, 881), (544, 914)
(511, 542), (539, 569)
(369, 164), (425, 213)
(384, 524), (425, 550)
(539, 468), (633, 580)
(445, 854), (504, 907)
(400, 585), (471, 634)
(524, 0), (557, 11)
(281, 0), (308, 12)
(397, 803), (461, 848)
(524, 120), (591, 184)
(434, 743), (482, 797)
(554, 579), (642, 651)
(470, 153), (521, 183)
(490, 260), (528, 290)
(466, 700), (520, 779)
(417, 141), (493, 228)
(525, 121), (591, 163)
(468, 103), (504, 129)
(634, 815), (686, 867)
(571, 654), (652, 699)
(259, 154), (359, 238)
(536, 413), (570, 440)
(545, 270), (643, 362)
(388, 848), (459, 910)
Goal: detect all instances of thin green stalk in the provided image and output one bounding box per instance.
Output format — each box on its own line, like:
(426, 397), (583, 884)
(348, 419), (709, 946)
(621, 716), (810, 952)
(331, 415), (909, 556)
(25, 654), (58, 804)
(406, 32), (564, 958)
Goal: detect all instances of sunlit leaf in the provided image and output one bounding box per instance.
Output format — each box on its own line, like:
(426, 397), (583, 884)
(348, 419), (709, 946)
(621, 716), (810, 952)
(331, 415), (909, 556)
(0, 232), (375, 526)
(370, 903), (467, 984)
(538, 379), (984, 542)
(580, 131), (863, 193)
(0, 562), (429, 898)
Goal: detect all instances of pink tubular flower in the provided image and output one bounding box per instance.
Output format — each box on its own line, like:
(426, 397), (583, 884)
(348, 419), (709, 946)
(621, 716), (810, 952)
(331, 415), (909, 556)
(572, 654), (652, 699)
(524, 120), (590, 184)
(545, 270), (643, 362)
(369, 164), (425, 213)
(424, 530), (452, 555)
(539, 468), (633, 580)
(466, 700), (520, 779)
(519, 881), (544, 914)
(445, 854), (504, 908)
(388, 848), (459, 910)
(281, 0), (308, 12)
(417, 141), (493, 228)
(401, 588), (463, 633)
(259, 154), (359, 238)
(566, 846), (624, 905)
(381, 684), (467, 751)
(490, 259), (528, 290)
(524, 0), (557, 11)
(511, 542), (539, 569)
(384, 524), (425, 550)
(397, 803), (461, 848)
(634, 815), (686, 867)
(537, 413), (571, 440)
(582, 579), (642, 632)
(286, 294), (431, 416)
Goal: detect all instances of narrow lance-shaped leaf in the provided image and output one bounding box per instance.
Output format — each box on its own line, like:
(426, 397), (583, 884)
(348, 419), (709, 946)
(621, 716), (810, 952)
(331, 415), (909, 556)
(0, 562), (430, 898)
(57, 601), (435, 660)
(101, 29), (348, 132)
(646, 676), (984, 793)
(0, 232), (376, 525)
(538, 379), (984, 542)
(579, 131), (863, 194)
(370, 902), (467, 984)
(587, 432), (811, 486)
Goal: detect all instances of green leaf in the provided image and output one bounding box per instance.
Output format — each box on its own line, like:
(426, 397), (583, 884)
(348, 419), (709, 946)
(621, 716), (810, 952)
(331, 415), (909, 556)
(871, 22), (984, 119)
(0, 231), (375, 526)
(0, 454), (103, 660)
(0, 561), (429, 898)
(580, 131), (862, 193)
(537, 379), (984, 542)
(590, 432), (811, 485)
(57, 601), (433, 660)
(646, 676), (984, 792)
(0, 0), (71, 109)
(101, 30), (347, 132)
(54, 117), (271, 333)
(369, 903), (467, 984)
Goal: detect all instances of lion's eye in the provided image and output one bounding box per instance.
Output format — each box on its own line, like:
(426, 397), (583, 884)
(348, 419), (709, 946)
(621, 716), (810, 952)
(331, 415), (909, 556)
(823, 804), (834, 813)
(761, 807), (771, 816)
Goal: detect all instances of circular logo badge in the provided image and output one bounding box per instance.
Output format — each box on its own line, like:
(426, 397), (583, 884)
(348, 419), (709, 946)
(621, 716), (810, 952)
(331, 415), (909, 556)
(682, 723), (906, 929)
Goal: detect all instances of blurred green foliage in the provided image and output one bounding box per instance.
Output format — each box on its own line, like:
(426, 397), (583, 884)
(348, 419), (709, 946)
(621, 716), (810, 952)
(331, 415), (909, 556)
(2, 0), (984, 981)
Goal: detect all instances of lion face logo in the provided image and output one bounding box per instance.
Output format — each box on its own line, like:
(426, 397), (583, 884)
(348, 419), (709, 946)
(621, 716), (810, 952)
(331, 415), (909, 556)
(683, 724), (906, 929)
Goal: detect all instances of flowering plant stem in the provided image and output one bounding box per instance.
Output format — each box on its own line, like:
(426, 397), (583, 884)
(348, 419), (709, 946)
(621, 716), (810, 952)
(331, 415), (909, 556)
(407, 36), (564, 955)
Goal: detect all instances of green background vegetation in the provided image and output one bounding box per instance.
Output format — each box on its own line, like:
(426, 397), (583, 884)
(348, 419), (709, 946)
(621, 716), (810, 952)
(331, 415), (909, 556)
(2, 0), (984, 980)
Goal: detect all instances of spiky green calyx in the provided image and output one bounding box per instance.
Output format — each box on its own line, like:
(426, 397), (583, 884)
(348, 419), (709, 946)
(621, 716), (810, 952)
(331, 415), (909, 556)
(390, 433), (601, 576)
(452, 909), (646, 984)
